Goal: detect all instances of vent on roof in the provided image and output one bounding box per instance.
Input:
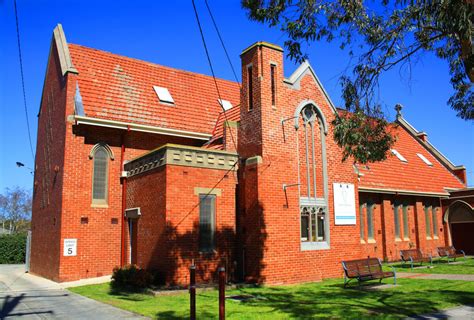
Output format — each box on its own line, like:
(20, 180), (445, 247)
(218, 99), (233, 111)
(417, 153), (433, 166)
(391, 149), (407, 162)
(153, 86), (174, 104)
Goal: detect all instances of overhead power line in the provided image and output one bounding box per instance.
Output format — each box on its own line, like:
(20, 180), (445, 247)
(14, 0), (35, 162)
(204, 0), (241, 87)
(191, 0), (238, 152)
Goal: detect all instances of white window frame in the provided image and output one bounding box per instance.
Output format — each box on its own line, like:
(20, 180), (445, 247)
(391, 149), (408, 162)
(153, 86), (175, 104)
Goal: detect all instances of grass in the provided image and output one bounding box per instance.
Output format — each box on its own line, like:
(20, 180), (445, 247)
(385, 257), (474, 274)
(70, 277), (474, 319)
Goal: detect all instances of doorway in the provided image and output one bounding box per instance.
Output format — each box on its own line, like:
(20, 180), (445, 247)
(448, 201), (474, 255)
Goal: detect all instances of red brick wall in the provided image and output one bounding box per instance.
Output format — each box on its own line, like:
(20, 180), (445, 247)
(57, 126), (202, 281)
(30, 40), (66, 281)
(238, 44), (363, 284)
(127, 164), (237, 286)
(359, 193), (447, 261)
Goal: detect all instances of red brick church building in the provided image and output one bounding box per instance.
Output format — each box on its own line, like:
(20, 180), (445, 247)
(30, 24), (473, 285)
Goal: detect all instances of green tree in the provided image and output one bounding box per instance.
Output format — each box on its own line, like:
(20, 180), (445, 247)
(0, 187), (32, 233)
(243, 0), (473, 163)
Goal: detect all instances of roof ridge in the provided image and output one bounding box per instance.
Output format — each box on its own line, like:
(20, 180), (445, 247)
(68, 43), (241, 86)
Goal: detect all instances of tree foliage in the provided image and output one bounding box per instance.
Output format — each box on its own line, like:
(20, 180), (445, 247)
(0, 186), (32, 233)
(242, 0), (473, 163)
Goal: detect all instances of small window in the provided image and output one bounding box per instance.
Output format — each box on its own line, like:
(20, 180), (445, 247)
(218, 99), (233, 111)
(391, 149), (407, 162)
(270, 64), (276, 107)
(367, 202), (374, 240)
(199, 194), (216, 252)
(417, 153), (433, 166)
(153, 86), (175, 104)
(394, 203), (401, 239)
(432, 206), (439, 237)
(92, 146), (109, 204)
(359, 203), (365, 241)
(424, 205), (432, 238)
(247, 66), (253, 110)
(402, 204), (409, 240)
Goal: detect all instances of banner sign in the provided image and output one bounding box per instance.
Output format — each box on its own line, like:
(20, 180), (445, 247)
(333, 183), (356, 225)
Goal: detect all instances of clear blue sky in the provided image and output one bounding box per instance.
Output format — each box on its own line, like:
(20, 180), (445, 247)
(1, 0), (473, 192)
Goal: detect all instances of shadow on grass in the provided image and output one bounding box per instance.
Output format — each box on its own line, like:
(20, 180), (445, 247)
(226, 281), (474, 319)
(107, 282), (151, 302)
(155, 309), (215, 319)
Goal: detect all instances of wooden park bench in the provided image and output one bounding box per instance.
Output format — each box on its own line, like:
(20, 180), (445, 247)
(342, 257), (396, 288)
(437, 246), (466, 263)
(400, 249), (432, 270)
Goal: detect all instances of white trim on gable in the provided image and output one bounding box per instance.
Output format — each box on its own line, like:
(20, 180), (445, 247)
(283, 60), (338, 114)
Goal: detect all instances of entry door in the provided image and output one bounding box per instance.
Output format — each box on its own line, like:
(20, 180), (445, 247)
(451, 222), (474, 255)
(128, 219), (138, 264)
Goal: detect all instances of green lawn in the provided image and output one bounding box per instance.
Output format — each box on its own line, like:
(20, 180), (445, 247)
(385, 257), (474, 274)
(70, 277), (474, 319)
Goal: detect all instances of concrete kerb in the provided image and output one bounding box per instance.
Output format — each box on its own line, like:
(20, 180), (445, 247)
(59, 275), (112, 288)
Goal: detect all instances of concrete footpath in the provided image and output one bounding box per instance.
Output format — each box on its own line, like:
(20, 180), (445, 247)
(408, 304), (474, 319)
(0, 264), (148, 319)
(398, 272), (474, 281)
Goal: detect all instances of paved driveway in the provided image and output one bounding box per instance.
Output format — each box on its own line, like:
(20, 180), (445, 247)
(0, 265), (148, 319)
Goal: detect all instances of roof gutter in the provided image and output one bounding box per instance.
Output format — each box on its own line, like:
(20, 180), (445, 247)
(71, 115), (212, 141)
(358, 186), (450, 198)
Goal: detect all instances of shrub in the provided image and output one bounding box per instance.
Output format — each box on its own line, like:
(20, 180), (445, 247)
(0, 233), (27, 264)
(112, 265), (153, 289)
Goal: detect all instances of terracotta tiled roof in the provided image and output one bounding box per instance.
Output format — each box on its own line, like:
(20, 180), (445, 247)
(211, 105), (241, 139)
(68, 44), (240, 135)
(357, 124), (465, 194)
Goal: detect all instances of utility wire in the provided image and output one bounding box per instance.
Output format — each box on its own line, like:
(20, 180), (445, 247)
(191, 0), (238, 153)
(183, 0), (240, 230)
(14, 0), (35, 162)
(204, 0), (241, 87)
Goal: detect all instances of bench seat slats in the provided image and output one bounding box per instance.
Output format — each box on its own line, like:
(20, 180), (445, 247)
(342, 257), (396, 287)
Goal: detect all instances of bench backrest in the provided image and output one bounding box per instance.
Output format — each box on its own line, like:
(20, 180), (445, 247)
(438, 246), (457, 256)
(342, 258), (382, 277)
(400, 249), (422, 260)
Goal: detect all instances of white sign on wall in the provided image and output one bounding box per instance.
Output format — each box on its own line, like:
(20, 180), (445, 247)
(63, 239), (77, 256)
(333, 183), (356, 225)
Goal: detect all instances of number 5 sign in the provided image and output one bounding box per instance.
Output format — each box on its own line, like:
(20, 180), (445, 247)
(63, 239), (77, 256)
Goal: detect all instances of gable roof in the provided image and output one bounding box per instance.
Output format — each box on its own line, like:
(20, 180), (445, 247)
(68, 44), (240, 136)
(356, 122), (465, 196)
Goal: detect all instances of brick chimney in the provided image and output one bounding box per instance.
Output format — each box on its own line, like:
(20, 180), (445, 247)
(453, 166), (467, 184)
(416, 132), (428, 142)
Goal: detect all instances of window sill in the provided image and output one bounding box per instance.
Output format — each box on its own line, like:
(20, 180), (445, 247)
(395, 238), (402, 242)
(367, 239), (376, 244)
(426, 236), (432, 240)
(91, 203), (109, 208)
(403, 238), (410, 241)
(301, 241), (330, 251)
(433, 236), (439, 240)
(360, 239), (366, 244)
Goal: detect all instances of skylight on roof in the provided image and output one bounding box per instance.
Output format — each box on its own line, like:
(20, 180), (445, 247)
(218, 99), (233, 111)
(417, 153), (433, 166)
(391, 149), (408, 162)
(153, 86), (174, 104)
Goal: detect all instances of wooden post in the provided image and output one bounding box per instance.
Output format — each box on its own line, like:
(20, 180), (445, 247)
(218, 267), (225, 320)
(190, 264), (196, 320)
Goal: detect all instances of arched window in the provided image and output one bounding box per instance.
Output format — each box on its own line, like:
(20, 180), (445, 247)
(90, 144), (113, 205)
(294, 101), (330, 250)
